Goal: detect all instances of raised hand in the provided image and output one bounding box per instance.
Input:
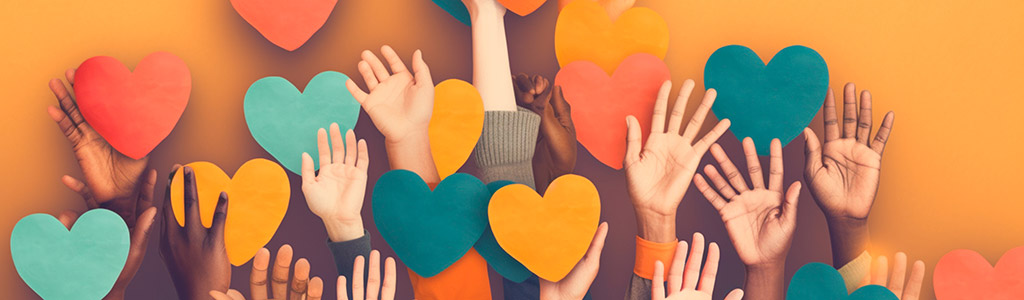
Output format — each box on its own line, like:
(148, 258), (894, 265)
(652, 233), (744, 300)
(868, 253), (925, 300)
(159, 166), (231, 300)
(539, 222), (609, 300)
(338, 250), (397, 300)
(803, 83), (895, 266)
(513, 74), (578, 191)
(694, 138), (800, 300)
(301, 124), (369, 242)
(625, 80), (731, 243)
(209, 245), (324, 300)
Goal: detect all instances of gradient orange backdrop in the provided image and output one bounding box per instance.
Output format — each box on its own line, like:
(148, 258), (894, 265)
(1, 0), (1022, 299)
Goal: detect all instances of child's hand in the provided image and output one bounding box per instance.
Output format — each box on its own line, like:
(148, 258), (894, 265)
(652, 233), (745, 300)
(301, 124), (369, 242)
(209, 245), (325, 300)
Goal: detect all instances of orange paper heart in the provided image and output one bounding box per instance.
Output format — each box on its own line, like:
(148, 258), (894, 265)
(429, 79), (484, 180)
(229, 0), (337, 51)
(554, 0), (669, 74)
(488, 174), (601, 281)
(934, 246), (1024, 299)
(170, 159), (290, 266)
(498, 0), (547, 16)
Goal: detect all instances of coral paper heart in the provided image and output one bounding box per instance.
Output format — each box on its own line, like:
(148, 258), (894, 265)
(934, 247), (1024, 300)
(787, 262), (898, 300)
(74, 51), (190, 159)
(230, 0), (338, 51)
(429, 79), (484, 179)
(11, 209), (129, 300)
(488, 174), (601, 281)
(498, 0), (547, 16)
(170, 159), (290, 266)
(554, 0), (668, 74)
(554, 53), (670, 169)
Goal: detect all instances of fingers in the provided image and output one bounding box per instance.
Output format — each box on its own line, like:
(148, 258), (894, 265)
(803, 128), (823, 172)
(903, 260), (926, 300)
(651, 80), (672, 134)
(356, 139), (369, 172)
(57, 210), (79, 230)
(46, 105), (84, 145)
(346, 79), (369, 103)
(344, 129), (357, 167)
(182, 167), (203, 234)
(352, 255), (365, 300)
(724, 289), (745, 300)
(682, 88), (717, 143)
(357, 60), (379, 91)
(682, 232), (705, 290)
(162, 167), (180, 237)
(307, 276), (324, 300)
(337, 276), (348, 300)
(381, 257), (397, 300)
(667, 240), (688, 292)
(301, 152), (316, 185)
(624, 116), (642, 166)
(823, 88), (840, 142)
(887, 252), (908, 296)
(380, 45), (409, 75)
(584, 222), (609, 261)
(136, 169), (158, 217)
(512, 74), (535, 105)
(692, 119), (730, 154)
(666, 79), (695, 135)
(361, 50), (391, 83)
(768, 139), (784, 192)
(709, 144), (749, 193)
(870, 111), (895, 154)
(209, 192), (229, 243)
(61, 175), (98, 208)
(317, 128), (331, 170)
(703, 165), (738, 200)
(366, 250), (382, 300)
(694, 175), (727, 211)
(783, 182), (801, 224)
(697, 242), (721, 294)
(290, 258), (311, 300)
(856, 90), (873, 144)
(272, 244), (294, 299)
(250, 248), (271, 300)
(66, 68), (76, 84)
(842, 83), (858, 139)
(125, 207), (158, 275)
(652, 261), (667, 300)
(412, 49), (433, 86)
(870, 255), (888, 286)
(209, 290), (236, 300)
(741, 137), (765, 189)
(331, 123), (345, 166)
(49, 78), (86, 126)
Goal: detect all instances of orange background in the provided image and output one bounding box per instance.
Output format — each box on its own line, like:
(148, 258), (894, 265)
(1, 0), (1022, 299)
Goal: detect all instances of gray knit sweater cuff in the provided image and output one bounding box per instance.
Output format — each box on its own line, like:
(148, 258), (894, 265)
(473, 107), (541, 189)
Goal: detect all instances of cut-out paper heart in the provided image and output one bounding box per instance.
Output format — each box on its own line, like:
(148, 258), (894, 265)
(372, 170), (490, 277)
(705, 45), (828, 155)
(489, 174), (601, 281)
(429, 79), (484, 179)
(74, 51), (190, 160)
(230, 0), (338, 51)
(244, 71), (360, 175)
(170, 159), (290, 266)
(934, 247), (1024, 299)
(11, 209), (129, 300)
(554, 0), (668, 74)
(431, 0), (471, 26)
(787, 262), (898, 300)
(554, 53), (670, 169)
(473, 181), (532, 283)
(498, 0), (547, 16)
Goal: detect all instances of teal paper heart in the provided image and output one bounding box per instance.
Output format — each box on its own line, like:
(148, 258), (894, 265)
(787, 262), (898, 300)
(704, 45), (828, 155)
(372, 170), (490, 277)
(244, 71), (360, 174)
(431, 0), (470, 26)
(10, 209), (129, 300)
(474, 180), (532, 283)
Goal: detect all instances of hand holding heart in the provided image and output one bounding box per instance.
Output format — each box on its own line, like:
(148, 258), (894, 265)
(160, 166), (232, 300)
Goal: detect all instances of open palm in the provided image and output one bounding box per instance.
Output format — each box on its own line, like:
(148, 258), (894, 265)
(301, 124), (369, 225)
(346, 46), (433, 144)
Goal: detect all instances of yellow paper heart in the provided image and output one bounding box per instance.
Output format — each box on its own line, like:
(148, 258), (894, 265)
(554, 0), (669, 74)
(429, 79), (484, 180)
(171, 159), (290, 266)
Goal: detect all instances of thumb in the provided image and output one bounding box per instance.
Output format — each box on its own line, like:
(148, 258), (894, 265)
(783, 181), (801, 224)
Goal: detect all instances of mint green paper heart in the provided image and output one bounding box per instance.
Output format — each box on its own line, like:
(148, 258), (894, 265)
(787, 262), (898, 300)
(244, 71), (360, 174)
(10, 209), (129, 300)
(372, 170), (489, 277)
(474, 180), (532, 283)
(705, 45), (828, 155)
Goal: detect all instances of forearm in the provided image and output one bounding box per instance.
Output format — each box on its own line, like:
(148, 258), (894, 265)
(743, 263), (786, 300)
(635, 211), (676, 243)
(468, 3), (516, 111)
(826, 217), (870, 267)
(385, 133), (440, 184)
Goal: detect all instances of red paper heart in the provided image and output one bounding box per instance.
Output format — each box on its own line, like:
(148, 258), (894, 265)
(554, 53), (670, 169)
(74, 52), (190, 159)
(230, 0), (338, 51)
(934, 246), (1024, 300)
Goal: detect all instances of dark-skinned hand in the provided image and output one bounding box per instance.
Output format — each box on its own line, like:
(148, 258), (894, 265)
(48, 68), (158, 300)
(160, 166), (231, 300)
(512, 73), (577, 192)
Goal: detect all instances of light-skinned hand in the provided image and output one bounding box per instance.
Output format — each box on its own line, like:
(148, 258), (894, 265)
(159, 166), (231, 300)
(867, 252), (925, 300)
(301, 124), (369, 242)
(338, 250), (397, 300)
(652, 232), (744, 300)
(209, 244), (324, 300)
(539, 222), (609, 300)
(625, 80), (731, 243)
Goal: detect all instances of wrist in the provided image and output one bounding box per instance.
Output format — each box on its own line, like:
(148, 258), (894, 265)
(635, 211), (676, 243)
(324, 218), (365, 242)
(826, 217), (870, 267)
(467, 2), (506, 19)
(744, 262), (786, 300)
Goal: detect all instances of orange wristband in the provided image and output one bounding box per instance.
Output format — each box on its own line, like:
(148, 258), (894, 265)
(633, 236), (678, 280)
(408, 248), (492, 300)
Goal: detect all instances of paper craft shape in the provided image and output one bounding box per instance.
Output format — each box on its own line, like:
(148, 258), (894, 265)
(786, 262), (898, 300)
(74, 51), (190, 159)
(429, 79), (484, 179)
(244, 71), (360, 175)
(554, 53), (670, 169)
(704, 45), (829, 155)
(10, 209), (129, 300)
(498, 0), (547, 16)
(230, 0), (338, 51)
(431, 0), (471, 26)
(488, 174), (601, 281)
(473, 181), (532, 283)
(170, 159), (290, 266)
(934, 247), (1024, 299)
(554, 0), (668, 74)
(372, 170), (490, 277)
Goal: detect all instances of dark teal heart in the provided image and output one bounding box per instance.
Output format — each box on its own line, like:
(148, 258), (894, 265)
(787, 262), (898, 300)
(243, 71), (360, 174)
(474, 180), (532, 283)
(431, 0), (471, 26)
(372, 170), (490, 277)
(705, 45), (828, 155)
